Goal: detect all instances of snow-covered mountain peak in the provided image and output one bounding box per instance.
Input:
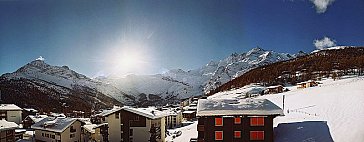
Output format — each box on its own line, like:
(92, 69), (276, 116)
(246, 47), (266, 56)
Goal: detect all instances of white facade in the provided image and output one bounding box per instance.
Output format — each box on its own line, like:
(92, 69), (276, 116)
(131, 117), (165, 142)
(6, 110), (22, 124)
(34, 120), (82, 142)
(0, 104), (22, 124)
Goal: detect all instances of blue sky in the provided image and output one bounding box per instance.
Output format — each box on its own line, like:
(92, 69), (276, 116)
(1, 0), (364, 77)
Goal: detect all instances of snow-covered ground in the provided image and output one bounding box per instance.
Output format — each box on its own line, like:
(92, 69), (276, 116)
(166, 121), (198, 142)
(168, 76), (364, 142)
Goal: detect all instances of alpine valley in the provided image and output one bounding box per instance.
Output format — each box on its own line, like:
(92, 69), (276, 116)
(0, 47), (305, 112)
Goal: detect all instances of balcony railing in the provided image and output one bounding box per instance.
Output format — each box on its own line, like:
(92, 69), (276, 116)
(197, 125), (204, 131)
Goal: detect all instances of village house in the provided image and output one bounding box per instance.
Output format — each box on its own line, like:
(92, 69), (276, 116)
(297, 80), (318, 89)
(32, 117), (85, 142)
(94, 123), (108, 142)
(265, 85), (284, 94)
(22, 108), (38, 120)
(0, 119), (18, 142)
(22, 114), (48, 129)
(182, 102), (198, 121)
(81, 124), (97, 142)
(196, 99), (283, 142)
(0, 104), (22, 124)
(161, 108), (183, 129)
(98, 106), (167, 142)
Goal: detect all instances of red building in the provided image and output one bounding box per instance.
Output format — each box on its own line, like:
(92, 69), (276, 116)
(196, 99), (283, 142)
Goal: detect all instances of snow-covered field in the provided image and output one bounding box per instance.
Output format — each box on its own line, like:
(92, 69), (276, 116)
(167, 76), (364, 142)
(166, 121), (198, 142)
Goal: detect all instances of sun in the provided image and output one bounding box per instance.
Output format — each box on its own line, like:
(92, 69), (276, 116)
(107, 41), (150, 76)
(118, 50), (143, 70)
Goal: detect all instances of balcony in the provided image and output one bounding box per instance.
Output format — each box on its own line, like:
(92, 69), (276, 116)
(197, 125), (204, 131)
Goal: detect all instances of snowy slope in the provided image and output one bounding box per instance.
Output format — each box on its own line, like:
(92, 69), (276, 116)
(101, 47), (296, 103)
(204, 76), (364, 142)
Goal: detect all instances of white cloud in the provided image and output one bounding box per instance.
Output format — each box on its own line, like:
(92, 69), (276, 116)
(313, 36), (336, 50)
(310, 0), (335, 13)
(36, 56), (45, 61)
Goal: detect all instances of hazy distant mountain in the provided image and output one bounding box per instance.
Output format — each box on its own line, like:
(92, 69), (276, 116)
(99, 47), (297, 105)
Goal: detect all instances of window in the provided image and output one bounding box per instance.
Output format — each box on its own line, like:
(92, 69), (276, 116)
(42, 133), (44, 137)
(129, 129), (133, 136)
(51, 135), (55, 139)
(234, 117), (241, 124)
(215, 118), (223, 126)
(250, 131), (264, 140)
(134, 116), (139, 121)
(215, 131), (223, 140)
(250, 117), (264, 126)
(46, 134), (49, 138)
(70, 134), (75, 138)
(115, 112), (120, 119)
(234, 131), (241, 138)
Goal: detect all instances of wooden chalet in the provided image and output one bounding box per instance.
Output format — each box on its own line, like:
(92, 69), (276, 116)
(196, 99), (283, 142)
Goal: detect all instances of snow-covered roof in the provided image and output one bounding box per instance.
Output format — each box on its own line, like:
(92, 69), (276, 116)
(23, 108), (38, 112)
(49, 112), (66, 118)
(83, 124), (97, 134)
(97, 106), (122, 117)
(77, 118), (92, 125)
(182, 111), (196, 114)
(297, 80), (317, 85)
(0, 120), (18, 131)
(31, 117), (82, 133)
(160, 108), (181, 116)
(94, 123), (108, 129)
(267, 85), (283, 89)
(197, 99), (284, 116)
(123, 106), (168, 119)
(27, 115), (48, 123)
(0, 104), (22, 111)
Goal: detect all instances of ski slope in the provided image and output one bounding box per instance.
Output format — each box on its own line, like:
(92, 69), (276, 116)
(262, 76), (364, 142)
(168, 76), (364, 142)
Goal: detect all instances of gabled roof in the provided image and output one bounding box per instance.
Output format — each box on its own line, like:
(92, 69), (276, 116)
(96, 106), (122, 117)
(83, 124), (97, 134)
(0, 104), (22, 111)
(0, 120), (18, 131)
(31, 117), (82, 133)
(123, 106), (168, 119)
(197, 99), (284, 116)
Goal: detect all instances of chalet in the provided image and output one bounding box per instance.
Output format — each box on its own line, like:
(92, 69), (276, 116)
(0, 120), (18, 142)
(22, 108), (38, 120)
(22, 114), (48, 129)
(81, 124), (97, 142)
(100, 106), (167, 142)
(196, 99), (283, 142)
(161, 108), (183, 128)
(32, 117), (85, 142)
(0, 104), (22, 124)
(297, 80), (318, 89)
(94, 123), (108, 142)
(266, 85), (284, 94)
(182, 111), (196, 121)
(182, 101), (198, 121)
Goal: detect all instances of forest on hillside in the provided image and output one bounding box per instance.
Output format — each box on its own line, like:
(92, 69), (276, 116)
(207, 47), (364, 96)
